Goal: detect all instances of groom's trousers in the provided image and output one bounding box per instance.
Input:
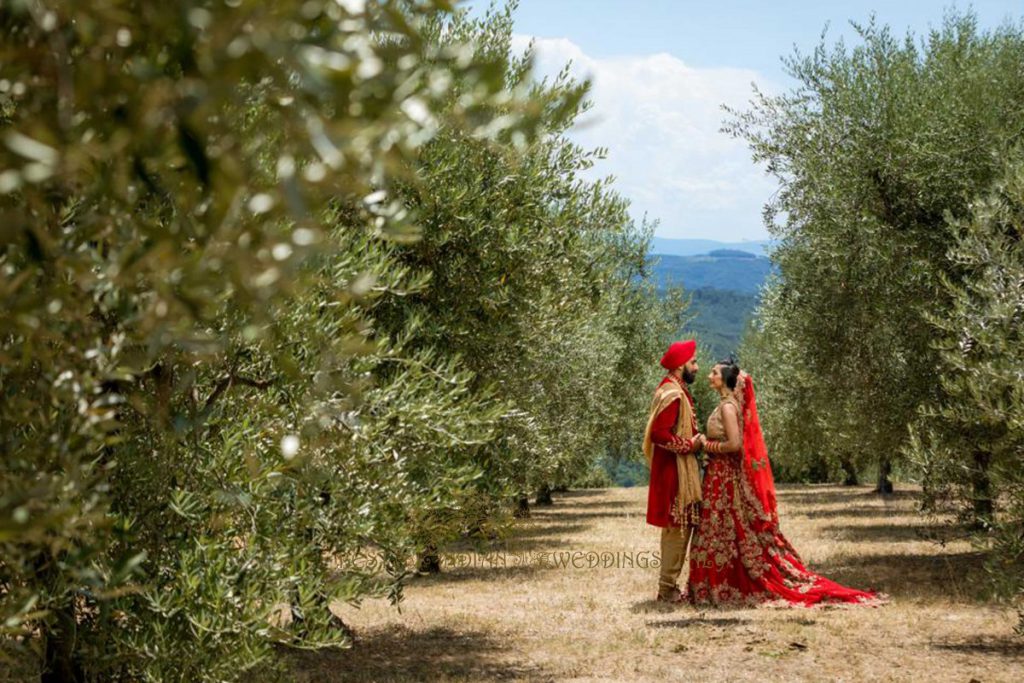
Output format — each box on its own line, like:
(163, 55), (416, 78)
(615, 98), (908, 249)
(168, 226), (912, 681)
(659, 525), (694, 596)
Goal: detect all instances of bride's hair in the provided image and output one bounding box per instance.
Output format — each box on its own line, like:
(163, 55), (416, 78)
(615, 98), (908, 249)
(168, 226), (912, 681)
(716, 356), (741, 390)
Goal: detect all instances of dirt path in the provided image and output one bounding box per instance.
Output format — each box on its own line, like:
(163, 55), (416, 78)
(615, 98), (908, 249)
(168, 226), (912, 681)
(290, 485), (1024, 682)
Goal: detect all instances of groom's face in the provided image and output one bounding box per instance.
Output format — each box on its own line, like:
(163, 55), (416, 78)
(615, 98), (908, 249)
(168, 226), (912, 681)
(681, 358), (699, 385)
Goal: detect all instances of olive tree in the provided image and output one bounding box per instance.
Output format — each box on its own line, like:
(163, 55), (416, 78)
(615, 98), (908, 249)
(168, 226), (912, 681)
(730, 12), (1024, 492)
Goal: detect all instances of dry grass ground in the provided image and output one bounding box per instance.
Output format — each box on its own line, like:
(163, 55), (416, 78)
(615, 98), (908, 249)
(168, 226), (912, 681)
(288, 484), (1024, 682)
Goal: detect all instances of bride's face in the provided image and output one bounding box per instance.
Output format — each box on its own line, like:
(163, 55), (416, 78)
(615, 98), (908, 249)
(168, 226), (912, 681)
(708, 365), (724, 390)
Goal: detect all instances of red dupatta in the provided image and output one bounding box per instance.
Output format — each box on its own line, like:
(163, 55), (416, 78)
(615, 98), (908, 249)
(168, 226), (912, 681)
(737, 373), (780, 530)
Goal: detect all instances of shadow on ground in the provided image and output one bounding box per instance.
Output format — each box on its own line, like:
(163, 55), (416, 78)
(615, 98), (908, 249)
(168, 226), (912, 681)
(531, 497), (635, 511)
(427, 494), (644, 582)
(815, 550), (989, 603)
(545, 489), (604, 501)
(929, 635), (1024, 660)
(789, 506), (923, 519)
(646, 616), (753, 629)
(445, 521), (589, 547)
(286, 625), (551, 682)
(440, 520), (596, 559)
(529, 509), (640, 523)
(411, 562), (548, 585)
(776, 486), (922, 508)
(821, 522), (969, 544)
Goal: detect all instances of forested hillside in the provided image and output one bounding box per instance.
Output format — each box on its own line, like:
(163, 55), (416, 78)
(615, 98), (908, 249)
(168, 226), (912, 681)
(649, 249), (768, 360)
(685, 287), (758, 359)
(651, 250), (773, 294)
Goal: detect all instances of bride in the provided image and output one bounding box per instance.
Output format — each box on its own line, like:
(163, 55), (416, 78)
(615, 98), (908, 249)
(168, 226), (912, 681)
(686, 357), (886, 607)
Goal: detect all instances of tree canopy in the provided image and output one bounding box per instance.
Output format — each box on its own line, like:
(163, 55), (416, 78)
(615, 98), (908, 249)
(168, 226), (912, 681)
(0, 1), (680, 678)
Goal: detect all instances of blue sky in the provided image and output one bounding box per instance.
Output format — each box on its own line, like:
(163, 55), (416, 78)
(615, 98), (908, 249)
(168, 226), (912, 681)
(462, 1), (1024, 241)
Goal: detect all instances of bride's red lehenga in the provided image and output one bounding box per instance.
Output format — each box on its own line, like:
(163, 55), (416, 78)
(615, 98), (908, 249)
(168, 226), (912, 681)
(686, 373), (886, 607)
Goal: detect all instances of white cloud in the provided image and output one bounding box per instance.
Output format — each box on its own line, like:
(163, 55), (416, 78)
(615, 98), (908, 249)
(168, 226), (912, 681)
(512, 34), (778, 242)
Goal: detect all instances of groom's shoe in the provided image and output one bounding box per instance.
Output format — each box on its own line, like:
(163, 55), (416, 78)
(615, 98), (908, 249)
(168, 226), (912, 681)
(656, 586), (686, 603)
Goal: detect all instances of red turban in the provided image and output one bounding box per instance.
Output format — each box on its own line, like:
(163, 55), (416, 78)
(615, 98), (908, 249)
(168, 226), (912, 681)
(660, 340), (696, 370)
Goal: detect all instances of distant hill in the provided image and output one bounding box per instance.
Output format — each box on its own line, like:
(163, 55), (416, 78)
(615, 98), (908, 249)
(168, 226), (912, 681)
(649, 252), (774, 295)
(648, 248), (775, 360)
(707, 248), (758, 259)
(650, 237), (771, 257)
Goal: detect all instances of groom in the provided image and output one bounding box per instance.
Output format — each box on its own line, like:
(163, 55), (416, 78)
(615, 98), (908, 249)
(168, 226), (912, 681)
(642, 340), (703, 602)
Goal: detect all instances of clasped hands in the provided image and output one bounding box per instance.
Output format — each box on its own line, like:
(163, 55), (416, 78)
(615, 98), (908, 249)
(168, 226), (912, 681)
(666, 432), (708, 455)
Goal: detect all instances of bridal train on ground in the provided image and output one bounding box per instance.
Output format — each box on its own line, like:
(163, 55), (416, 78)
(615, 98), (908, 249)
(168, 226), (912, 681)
(686, 372), (886, 607)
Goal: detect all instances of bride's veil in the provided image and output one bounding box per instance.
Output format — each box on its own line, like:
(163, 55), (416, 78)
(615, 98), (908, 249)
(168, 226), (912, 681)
(735, 372), (781, 528)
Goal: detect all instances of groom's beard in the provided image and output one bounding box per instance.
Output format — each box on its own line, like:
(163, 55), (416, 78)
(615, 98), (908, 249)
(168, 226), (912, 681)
(681, 369), (696, 385)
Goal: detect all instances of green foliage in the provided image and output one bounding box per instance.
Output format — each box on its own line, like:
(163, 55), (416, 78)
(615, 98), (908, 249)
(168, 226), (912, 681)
(0, 1), (675, 678)
(599, 453), (648, 487)
(685, 287), (759, 361)
(730, 6), (1024, 625)
(738, 281), (842, 483)
(373, 4), (683, 527)
(730, 11), (1024, 486)
(0, 0), (571, 678)
(568, 461), (616, 489)
(907, 154), (1024, 624)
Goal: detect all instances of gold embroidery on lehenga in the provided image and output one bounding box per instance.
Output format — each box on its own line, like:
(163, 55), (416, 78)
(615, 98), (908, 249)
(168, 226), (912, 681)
(688, 395), (778, 606)
(687, 383), (887, 608)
